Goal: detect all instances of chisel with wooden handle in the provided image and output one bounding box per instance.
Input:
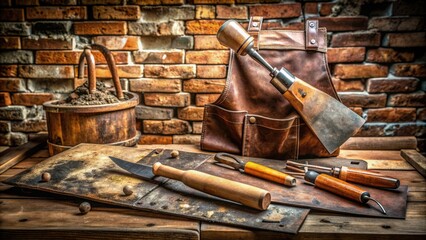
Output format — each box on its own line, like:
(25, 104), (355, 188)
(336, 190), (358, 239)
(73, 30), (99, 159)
(304, 170), (387, 215)
(287, 161), (400, 189)
(214, 152), (296, 187)
(110, 156), (271, 210)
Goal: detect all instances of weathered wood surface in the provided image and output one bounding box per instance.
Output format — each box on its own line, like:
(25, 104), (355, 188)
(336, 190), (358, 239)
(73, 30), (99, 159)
(1, 139), (426, 239)
(401, 149), (426, 177)
(0, 139), (46, 174)
(341, 137), (417, 150)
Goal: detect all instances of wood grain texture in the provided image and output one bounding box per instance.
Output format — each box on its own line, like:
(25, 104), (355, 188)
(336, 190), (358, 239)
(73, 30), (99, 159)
(0, 139), (46, 174)
(341, 137), (417, 150)
(401, 149), (426, 177)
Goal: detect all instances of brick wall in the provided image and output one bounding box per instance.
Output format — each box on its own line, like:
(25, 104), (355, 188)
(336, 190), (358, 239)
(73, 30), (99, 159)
(0, 0), (425, 151)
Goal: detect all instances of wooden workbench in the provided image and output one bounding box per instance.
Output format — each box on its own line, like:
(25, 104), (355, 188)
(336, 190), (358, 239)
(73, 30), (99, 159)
(1, 137), (425, 239)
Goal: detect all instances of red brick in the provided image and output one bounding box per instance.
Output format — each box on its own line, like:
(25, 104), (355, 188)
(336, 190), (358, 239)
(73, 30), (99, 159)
(129, 0), (184, 5)
(0, 37), (20, 49)
(216, 5), (247, 19)
(319, 2), (335, 16)
(74, 21), (127, 35)
(81, 0), (121, 4)
(331, 78), (364, 92)
(178, 106), (204, 121)
(391, 63), (426, 77)
(93, 6), (141, 20)
(0, 78), (26, 91)
(192, 122), (203, 134)
(27, 6), (86, 20)
(249, 3), (301, 19)
(197, 65), (227, 78)
(186, 20), (225, 35)
(304, 2), (318, 14)
(0, 92), (12, 106)
(22, 37), (73, 50)
(144, 93), (190, 107)
(15, 0), (39, 6)
(36, 51), (129, 64)
(0, 8), (24, 21)
(388, 92), (426, 107)
(310, 17), (368, 32)
(144, 64), (195, 79)
(366, 48), (415, 63)
(331, 32), (381, 47)
(334, 64), (388, 79)
(20, 65), (74, 78)
(133, 50), (184, 64)
(91, 65), (143, 78)
(194, 0), (234, 3)
(143, 119), (191, 135)
(0, 65), (18, 77)
(173, 135), (201, 144)
(366, 108), (417, 122)
(367, 77), (419, 93)
(129, 79), (181, 93)
(368, 17), (425, 32)
(40, 0), (77, 5)
(392, 0), (425, 16)
(418, 108), (426, 121)
(128, 21), (184, 36)
(11, 93), (53, 106)
(338, 92), (387, 108)
(11, 119), (47, 132)
(195, 5), (215, 19)
(327, 47), (365, 63)
(183, 79), (225, 93)
(186, 50), (229, 64)
(194, 35), (227, 50)
(385, 32), (426, 47)
(195, 93), (220, 106)
(92, 36), (139, 50)
(138, 134), (173, 144)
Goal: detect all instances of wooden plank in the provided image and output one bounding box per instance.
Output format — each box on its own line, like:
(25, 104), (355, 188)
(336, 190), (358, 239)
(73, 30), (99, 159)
(339, 150), (403, 161)
(0, 168), (27, 182)
(365, 159), (414, 170)
(12, 157), (45, 169)
(0, 139), (47, 174)
(401, 149), (426, 178)
(201, 203), (426, 240)
(341, 137), (417, 150)
(0, 198), (200, 240)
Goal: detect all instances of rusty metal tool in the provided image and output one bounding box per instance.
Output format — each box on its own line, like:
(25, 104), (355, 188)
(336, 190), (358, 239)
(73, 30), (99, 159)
(304, 170), (387, 215)
(287, 161), (400, 189)
(214, 153), (296, 187)
(109, 156), (271, 210)
(216, 20), (365, 154)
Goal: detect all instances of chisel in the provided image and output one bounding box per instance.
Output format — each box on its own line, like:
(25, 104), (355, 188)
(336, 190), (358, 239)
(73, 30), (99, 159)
(287, 161), (400, 189)
(304, 170), (387, 214)
(109, 156), (271, 210)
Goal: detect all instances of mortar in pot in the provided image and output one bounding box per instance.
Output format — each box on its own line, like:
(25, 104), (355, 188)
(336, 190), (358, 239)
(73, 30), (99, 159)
(43, 44), (140, 156)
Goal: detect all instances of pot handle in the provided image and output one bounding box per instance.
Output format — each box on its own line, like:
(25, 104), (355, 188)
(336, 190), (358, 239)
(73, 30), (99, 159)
(77, 44), (125, 100)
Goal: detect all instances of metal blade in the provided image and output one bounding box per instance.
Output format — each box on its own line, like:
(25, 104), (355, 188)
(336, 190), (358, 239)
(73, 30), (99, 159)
(109, 156), (155, 179)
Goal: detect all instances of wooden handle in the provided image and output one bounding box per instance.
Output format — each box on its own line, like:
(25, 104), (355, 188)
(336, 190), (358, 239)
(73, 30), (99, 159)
(338, 166), (400, 189)
(152, 163), (271, 210)
(244, 162), (296, 187)
(315, 174), (366, 203)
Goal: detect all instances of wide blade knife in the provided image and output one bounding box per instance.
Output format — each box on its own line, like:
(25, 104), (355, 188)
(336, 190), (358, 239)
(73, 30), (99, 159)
(109, 156), (271, 210)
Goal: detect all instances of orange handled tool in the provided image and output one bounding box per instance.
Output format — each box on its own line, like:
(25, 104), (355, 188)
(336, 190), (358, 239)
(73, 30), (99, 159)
(214, 153), (296, 187)
(304, 170), (386, 214)
(287, 161), (400, 189)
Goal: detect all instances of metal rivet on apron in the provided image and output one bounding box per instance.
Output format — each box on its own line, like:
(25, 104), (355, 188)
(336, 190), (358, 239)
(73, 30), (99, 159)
(249, 117), (256, 124)
(309, 22), (315, 28)
(252, 22), (259, 27)
(310, 39), (316, 44)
